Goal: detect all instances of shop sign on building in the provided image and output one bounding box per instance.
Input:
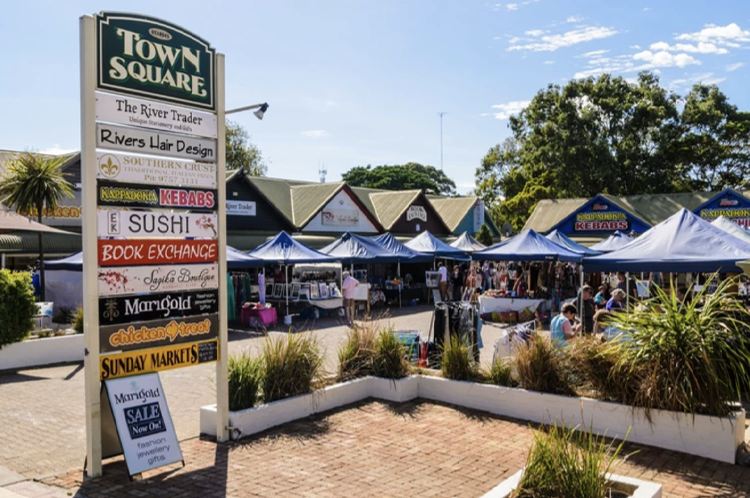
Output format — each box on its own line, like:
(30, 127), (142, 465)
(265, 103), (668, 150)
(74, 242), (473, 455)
(17, 191), (83, 226)
(406, 205), (427, 222)
(103, 373), (183, 475)
(100, 339), (219, 381)
(99, 289), (218, 326)
(473, 200), (485, 233)
(97, 12), (216, 110)
(695, 189), (750, 229)
(552, 195), (651, 235)
(321, 208), (359, 226)
(98, 263), (219, 297)
(96, 123), (217, 161)
(225, 200), (256, 216)
(96, 91), (217, 138)
(96, 151), (217, 188)
(99, 314), (218, 353)
(97, 210), (218, 238)
(97, 181), (217, 210)
(98, 239), (218, 266)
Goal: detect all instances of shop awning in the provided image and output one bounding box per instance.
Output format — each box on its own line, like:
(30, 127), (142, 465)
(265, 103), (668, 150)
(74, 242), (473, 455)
(474, 229), (584, 263)
(0, 231), (82, 256)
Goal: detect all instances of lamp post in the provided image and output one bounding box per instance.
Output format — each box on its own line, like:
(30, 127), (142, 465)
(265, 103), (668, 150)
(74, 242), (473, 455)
(226, 102), (270, 119)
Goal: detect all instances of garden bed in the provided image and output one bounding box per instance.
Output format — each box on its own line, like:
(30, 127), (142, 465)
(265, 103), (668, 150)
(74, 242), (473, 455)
(481, 469), (663, 498)
(0, 333), (84, 372)
(201, 375), (744, 464)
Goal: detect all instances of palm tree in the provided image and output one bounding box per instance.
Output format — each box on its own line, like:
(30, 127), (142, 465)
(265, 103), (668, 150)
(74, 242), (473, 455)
(0, 152), (74, 300)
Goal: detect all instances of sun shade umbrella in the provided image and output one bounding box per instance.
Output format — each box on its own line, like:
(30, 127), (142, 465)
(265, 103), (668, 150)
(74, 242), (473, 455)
(589, 231), (633, 253)
(449, 232), (486, 253)
(545, 229), (601, 256)
(583, 209), (750, 273)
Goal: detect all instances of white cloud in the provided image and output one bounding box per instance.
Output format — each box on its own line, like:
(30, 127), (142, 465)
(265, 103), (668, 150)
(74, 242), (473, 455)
(525, 29), (545, 36)
(676, 23), (750, 45)
(39, 145), (76, 155)
(670, 72), (726, 88)
(566, 15), (584, 23)
(491, 100), (531, 120)
(301, 130), (331, 138)
(632, 50), (700, 68)
(726, 62), (746, 71)
(544, 60), (555, 64)
(581, 49), (609, 58)
(499, 0), (539, 12)
(642, 7), (650, 11)
(649, 41), (728, 54)
(630, 45), (641, 49)
(508, 26), (619, 52)
(505, 3), (518, 10)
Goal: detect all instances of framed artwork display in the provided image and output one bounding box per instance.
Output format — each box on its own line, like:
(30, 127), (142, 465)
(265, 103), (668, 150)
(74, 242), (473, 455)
(310, 284), (319, 299)
(319, 283), (329, 299)
(273, 284), (283, 297)
(291, 284), (301, 299)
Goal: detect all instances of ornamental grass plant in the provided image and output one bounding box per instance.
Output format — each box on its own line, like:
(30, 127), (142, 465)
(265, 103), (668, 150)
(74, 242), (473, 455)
(372, 327), (410, 379)
(605, 276), (750, 417)
(487, 357), (515, 387)
(441, 334), (481, 381)
(228, 354), (262, 411)
(513, 334), (577, 396)
(261, 333), (324, 403)
(337, 323), (377, 381)
(515, 421), (627, 498)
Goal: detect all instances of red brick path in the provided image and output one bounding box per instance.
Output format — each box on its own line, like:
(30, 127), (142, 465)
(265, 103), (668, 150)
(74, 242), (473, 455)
(44, 400), (750, 498)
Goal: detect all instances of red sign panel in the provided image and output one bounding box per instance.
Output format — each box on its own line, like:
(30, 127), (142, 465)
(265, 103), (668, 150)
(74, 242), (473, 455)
(98, 239), (218, 266)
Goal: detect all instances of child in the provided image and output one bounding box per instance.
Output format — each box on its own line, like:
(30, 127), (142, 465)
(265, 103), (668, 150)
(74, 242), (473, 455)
(594, 284), (609, 310)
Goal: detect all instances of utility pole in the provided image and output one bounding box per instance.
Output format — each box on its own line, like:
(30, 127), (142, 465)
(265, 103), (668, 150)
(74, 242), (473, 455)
(438, 112), (447, 170)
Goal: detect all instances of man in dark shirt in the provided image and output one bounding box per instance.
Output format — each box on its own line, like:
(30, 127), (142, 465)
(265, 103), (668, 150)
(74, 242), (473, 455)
(578, 285), (595, 333)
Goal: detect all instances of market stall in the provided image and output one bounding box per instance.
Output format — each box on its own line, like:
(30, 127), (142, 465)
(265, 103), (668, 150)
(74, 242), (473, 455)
(449, 232), (486, 253)
(404, 231), (471, 263)
(371, 233), (433, 307)
(545, 229), (601, 256)
(589, 230), (633, 253)
(712, 216), (750, 245)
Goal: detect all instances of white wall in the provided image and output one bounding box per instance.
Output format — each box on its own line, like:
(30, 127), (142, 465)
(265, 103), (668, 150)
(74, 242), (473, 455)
(302, 190), (378, 233)
(0, 334), (84, 371)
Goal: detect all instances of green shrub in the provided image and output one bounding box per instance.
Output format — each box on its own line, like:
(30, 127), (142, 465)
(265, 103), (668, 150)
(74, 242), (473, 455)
(0, 270), (37, 348)
(228, 354), (262, 411)
(516, 421), (627, 498)
(337, 324), (376, 381)
(52, 306), (75, 325)
(475, 223), (494, 246)
(605, 275), (750, 417)
(73, 307), (84, 334)
(513, 335), (576, 396)
(261, 333), (324, 403)
(568, 336), (639, 405)
(372, 328), (409, 379)
(35, 328), (55, 338)
(441, 334), (480, 381)
(488, 358), (515, 387)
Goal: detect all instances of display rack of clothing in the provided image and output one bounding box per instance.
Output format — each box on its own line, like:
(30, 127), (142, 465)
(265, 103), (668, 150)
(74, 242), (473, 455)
(229, 272), (255, 319)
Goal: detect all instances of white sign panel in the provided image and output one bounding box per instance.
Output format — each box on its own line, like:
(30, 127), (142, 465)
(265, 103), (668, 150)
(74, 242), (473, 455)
(96, 123), (217, 161)
(96, 151), (217, 188)
(98, 263), (219, 297)
(473, 200), (485, 232)
(97, 210), (218, 238)
(226, 200), (256, 216)
(322, 208), (359, 226)
(96, 92), (218, 139)
(406, 205), (427, 222)
(104, 373), (183, 476)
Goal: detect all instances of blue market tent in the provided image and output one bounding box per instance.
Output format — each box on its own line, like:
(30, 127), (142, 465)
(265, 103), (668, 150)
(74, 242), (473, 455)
(246, 231), (337, 265)
(583, 209), (750, 273)
(370, 233), (433, 263)
(47, 246), (264, 271)
(404, 231), (471, 261)
(474, 229), (584, 263)
(449, 232), (486, 253)
(712, 216), (750, 245)
(545, 229), (601, 256)
(589, 231), (633, 253)
(320, 232), (401, 264)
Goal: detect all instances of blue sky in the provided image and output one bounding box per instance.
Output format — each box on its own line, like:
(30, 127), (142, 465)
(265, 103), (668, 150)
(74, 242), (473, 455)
(1, 1), (749, 194)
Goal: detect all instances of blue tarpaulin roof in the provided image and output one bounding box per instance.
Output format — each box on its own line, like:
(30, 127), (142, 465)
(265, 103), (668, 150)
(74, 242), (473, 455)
(545, 229), (601, 256)
(449, 232), (487, 253)
(712, 216), (750, 245)
(404, 231), (471, 260)
(474, 229), (584, 263)
(320, 232), (402, 264)
(583, 209), (750, 273)
(46, 246), (265, 271)
(370, 233), (433, 263)
(589, 231), (633, 253)
(247, 231), (337, 265)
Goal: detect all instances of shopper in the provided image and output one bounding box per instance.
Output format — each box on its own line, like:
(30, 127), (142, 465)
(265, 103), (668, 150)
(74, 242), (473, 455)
(606, 288), (626, 312)
(342, 271), (358, 324)
(551, 303), (578, 347)
(438, 262), (448, 300)
(450, 265), (461, 301)
(579, 285), (595, 333)
(594, 284), (609, 310)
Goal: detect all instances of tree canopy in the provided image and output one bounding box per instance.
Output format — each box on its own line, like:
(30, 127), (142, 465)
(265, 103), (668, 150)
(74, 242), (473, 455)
(475, 72), (750, 231)
(342, 162), (457, 195)
(226, 120), (267, 176)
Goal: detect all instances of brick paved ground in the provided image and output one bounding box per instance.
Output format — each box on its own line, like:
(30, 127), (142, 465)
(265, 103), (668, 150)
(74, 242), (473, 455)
(42, 399), (750, 498)
(0, 306), (509, 479)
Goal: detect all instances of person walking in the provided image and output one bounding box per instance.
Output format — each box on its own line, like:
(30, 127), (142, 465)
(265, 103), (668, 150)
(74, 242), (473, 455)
(438, 262), (448, 301)
(342, 271), (358, 325)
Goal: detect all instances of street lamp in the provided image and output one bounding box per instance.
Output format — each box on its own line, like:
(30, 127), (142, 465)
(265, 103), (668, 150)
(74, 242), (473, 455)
(226, 102), (270, 120)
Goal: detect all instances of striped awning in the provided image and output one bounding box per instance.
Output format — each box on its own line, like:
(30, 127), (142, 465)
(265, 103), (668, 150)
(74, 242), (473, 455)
(0, 232), (82, 256)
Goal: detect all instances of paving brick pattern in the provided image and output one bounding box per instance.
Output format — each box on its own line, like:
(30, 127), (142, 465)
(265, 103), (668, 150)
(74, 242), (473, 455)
(43, 400), (750, 498)
(0, 306), (507, 479)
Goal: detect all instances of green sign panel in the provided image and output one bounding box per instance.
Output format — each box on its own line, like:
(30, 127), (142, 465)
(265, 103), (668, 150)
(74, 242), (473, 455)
(97, 12), (215, 110)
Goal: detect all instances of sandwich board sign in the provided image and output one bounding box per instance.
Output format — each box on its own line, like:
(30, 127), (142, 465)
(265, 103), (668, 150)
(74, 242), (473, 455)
(101, 373), (183, 475)
(81, 10), (228, 478)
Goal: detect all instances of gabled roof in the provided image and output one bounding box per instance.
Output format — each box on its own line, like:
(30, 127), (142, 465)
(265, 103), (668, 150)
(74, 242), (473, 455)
(428, 196), (478, 232)
(523, 198), (589, 233)
(369, 190), (423, 230)
(291, 182), (346, 227)
(245, 176), (313, 225)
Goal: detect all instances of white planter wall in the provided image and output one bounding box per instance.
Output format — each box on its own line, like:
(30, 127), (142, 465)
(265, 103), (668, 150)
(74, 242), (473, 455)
(201, 375), (744, 464)
(0, 334), (84, 371)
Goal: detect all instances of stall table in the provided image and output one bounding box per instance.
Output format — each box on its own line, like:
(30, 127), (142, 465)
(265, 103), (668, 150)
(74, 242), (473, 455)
(383, 287), (423, 305)
(478, 296), (545, 314)
(241, 306), (278, 328)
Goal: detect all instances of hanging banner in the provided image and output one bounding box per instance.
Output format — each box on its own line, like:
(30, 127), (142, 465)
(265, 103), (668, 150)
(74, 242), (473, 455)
(97, 210), (218, 238)
(99, 263), (218, 296)
(99, 289), (219, 326)
(95, 151), (217, 188)
(97, 12), (216, 110)
(96, 91), (217, 138)
(100, 339), (219, 381)
(225, 200), (256, 216)
(97, 181), (217, 210)
(96, 123), (216, 161)
(103, 373), (183, 475)
(98, 239), (218, 266)
(473, 200), (485, 233)
(100, 313), (218, 353)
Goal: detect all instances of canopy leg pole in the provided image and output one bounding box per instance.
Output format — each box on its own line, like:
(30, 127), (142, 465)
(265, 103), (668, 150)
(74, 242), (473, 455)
(1, 253), (5, 269)
(579, 265), (584, 332)
(398, 261), (402, 308)
(626, 272), (630, 309)
(285, 265), (289, 325)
